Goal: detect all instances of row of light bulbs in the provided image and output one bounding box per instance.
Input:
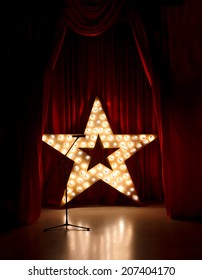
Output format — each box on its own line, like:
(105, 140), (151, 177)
(42, 134), (155, 153)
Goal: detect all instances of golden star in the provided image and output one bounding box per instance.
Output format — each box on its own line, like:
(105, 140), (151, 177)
(42, 97), (157, 206)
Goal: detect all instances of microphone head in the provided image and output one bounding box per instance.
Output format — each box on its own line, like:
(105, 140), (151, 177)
(72, 134), (85, 138)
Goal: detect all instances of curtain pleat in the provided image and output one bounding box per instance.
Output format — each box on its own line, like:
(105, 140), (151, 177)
(5, 0), (202, 228)
(42, 18), (163, 207)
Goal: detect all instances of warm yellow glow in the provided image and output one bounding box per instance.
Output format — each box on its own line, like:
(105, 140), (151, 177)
(42, 96), (157, 206)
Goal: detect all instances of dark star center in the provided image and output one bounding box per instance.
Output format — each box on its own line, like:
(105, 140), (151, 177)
(80, 135), (119, 170)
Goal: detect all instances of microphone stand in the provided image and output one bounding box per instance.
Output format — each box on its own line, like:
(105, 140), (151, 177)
(44, 135), (90, 231)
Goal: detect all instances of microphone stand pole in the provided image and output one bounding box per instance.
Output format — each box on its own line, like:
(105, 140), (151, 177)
(44, 135), (90, 231)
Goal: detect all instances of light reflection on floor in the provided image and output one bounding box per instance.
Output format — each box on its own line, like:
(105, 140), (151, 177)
(1, 205), (202, 260)
(65, 213), (134, 259)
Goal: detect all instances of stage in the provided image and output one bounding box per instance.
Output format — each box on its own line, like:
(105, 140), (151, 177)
(1, 204), (202, 260)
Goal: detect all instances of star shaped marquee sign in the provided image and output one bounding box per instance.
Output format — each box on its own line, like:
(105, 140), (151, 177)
(42, 97), (157, 206)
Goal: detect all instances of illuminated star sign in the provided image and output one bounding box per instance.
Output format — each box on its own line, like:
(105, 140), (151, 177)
(42, 97), (157, 206)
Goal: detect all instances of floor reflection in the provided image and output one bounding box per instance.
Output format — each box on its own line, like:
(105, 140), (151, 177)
(65, 213), (134, 259)
(1, 205), (202, 260)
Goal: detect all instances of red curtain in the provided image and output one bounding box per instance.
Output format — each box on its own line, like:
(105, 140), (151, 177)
(42, 2), (163, 207)
(158, 0), (202, 218)
(1, 1), (60, 229)
(3, 0), (202, 230)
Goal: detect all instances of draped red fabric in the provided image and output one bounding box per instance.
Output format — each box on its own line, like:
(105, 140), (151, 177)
(126, 3), (165, 205)
(61, 0), (125, 36)
(42, 0), (202, 218)
(159, 0), (202, 218)
(42, 2), (163, 208)
(1, 3), (45, 228)
(4, 0), (202, 230)
(125, 0), (202, 218)
(126, 5), (164, 149)
(126, 7), (152, 87)
(1, 1), (61, 229)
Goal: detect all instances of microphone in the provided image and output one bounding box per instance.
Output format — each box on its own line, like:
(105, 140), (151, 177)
(72, 134), (85, 138)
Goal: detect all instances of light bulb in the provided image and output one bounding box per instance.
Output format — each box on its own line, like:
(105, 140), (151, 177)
(58, 135), (64, 140)
(88, 121), (94, 126)
(74, 166), (80, 171)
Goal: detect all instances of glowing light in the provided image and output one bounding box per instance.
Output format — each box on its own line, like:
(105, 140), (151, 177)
(42, 96), (157, 205)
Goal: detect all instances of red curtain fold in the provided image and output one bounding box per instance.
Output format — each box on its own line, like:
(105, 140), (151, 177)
(2, 1), (61, 228)
(42, 0), (202, 219)
(42, 7), (163, 207)
(123, 4), (165, 204)
(5, 0), (202, 229)
(49, 20), (67, 71)
(127, 7), (152, 87)
(61, 0), (125, 36)
(159, 0), (202, 218)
